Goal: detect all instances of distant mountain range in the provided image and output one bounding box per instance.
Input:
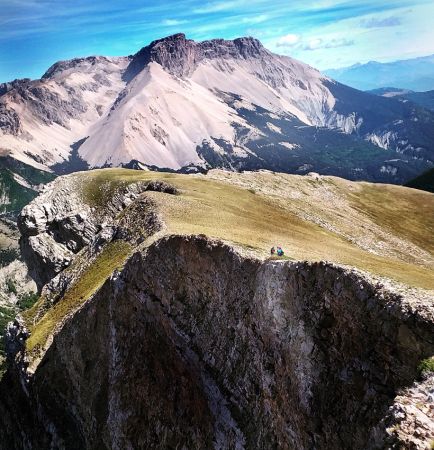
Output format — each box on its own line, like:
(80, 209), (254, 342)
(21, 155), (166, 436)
(368, 87), (434, 112)
(325, 54), (434, 91)
(403, 90), (434, 111)
(1, 34), (434, 184)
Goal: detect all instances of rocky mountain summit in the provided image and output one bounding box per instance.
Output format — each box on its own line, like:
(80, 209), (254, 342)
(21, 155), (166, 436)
(0, 168), (433, 449)
(1, 34), (433, 183)
(125, 33), (266, 79)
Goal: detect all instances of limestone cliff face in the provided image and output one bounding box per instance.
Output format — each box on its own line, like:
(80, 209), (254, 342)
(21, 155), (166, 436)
(17, 175), (165, 291)
(1, 235), (433, 449)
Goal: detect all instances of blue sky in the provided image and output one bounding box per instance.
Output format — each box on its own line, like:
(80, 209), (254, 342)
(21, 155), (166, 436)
(1, 0), (433, 82)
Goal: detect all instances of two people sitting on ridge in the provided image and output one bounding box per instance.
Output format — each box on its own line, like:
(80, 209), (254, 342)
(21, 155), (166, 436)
(270, 246), (284, 257)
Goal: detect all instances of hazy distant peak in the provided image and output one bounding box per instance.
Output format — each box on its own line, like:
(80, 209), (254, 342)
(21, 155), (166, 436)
(325, 54), (434, 91)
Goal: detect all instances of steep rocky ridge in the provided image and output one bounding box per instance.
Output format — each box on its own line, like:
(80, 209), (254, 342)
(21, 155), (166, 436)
(18, 169), (434, 293)
(13, 168), (434, 359)
(0, 168), (433, 449)
(17, 174), (177, 291)
(0, 155), (51, 366)
(1, 34), (433, 183)
(124, 33), (274, 80)
(1, 236), (434, 449)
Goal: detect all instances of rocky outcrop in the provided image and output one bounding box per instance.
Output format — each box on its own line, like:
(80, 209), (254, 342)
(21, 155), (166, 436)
(17, 176), (96, 290)
(42, 56), (128, 80)
(0, 103), (21, 135)
(380, 374), (434, 448)
(5, 319), (29, 368)
(0, 79), (33, 96)
(1, 80), (88, 132)
(1, 235), (433, 449)
(0, 58), (129, 140)
(17, 175), (176, 290)
(124, 33), (266, 80)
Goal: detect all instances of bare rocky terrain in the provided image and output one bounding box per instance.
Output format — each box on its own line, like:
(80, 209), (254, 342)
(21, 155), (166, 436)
(1, 34), (433, 183)
(0, 168), (432, 449)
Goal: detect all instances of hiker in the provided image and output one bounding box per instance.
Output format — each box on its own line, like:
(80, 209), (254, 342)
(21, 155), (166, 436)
(277, 246), (284, 257)
(271, 246), (276, 255)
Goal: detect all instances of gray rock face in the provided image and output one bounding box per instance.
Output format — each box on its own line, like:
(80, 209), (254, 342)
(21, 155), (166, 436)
(42, 56), (124, 80)
(2, 235), (432, 449)
(17, 177), (96, 290)
(15, 83), (87, 128)
(17, 175), (169, 290)
(379, 374), (434, 448)
(0, 103), (21, 135)
(5, 320), (28, 358)
(22, 234), (74, 290)
(124, 33), (266, 80)
(0, 79), (32, 97)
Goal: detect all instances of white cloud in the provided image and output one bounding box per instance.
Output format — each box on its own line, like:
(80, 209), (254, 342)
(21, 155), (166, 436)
(161, 19), (188, 26)
(275, 33), (300, 47)
(301, 37), (354, 50)
(241, 14), (269, 24)
(304, 38), (323, 50)
(193, 1), (241, 14)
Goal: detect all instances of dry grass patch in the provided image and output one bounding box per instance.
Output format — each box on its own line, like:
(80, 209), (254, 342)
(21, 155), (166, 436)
(346, 182), (434, 255)
(24, 240), (132, 353)
(76, 169), (434, 289)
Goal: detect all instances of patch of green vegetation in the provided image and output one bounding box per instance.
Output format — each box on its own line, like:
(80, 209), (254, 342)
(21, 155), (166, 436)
(0, 170), (36, 216)
(267, 255), (294, 261)
(17, 292), (39, 311)
(24, 240), (132, 353)
(82, 177), (128, 209)
(5, 278), (17, 295)
(417, 357), (434, 378)
(0, 156), (55, 218)
(0, 248), (19, 267)
(79, 168), (175, 209)
(0, 156), (54, 186)
(80, 170), (144, 208)
(0, 305), (16, 377)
